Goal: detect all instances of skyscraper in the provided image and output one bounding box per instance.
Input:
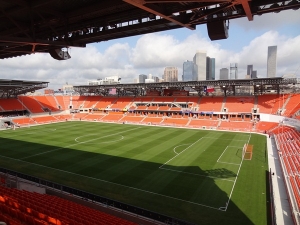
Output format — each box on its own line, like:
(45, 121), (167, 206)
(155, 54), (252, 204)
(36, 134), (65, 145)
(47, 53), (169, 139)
(164, 67), (178, 82)
(247, 65), (253, 77)
(183, 60), (195, 81)
(138, 74), (147, 83)
(193, 51), (207, 81)
(267, 46), (277, 78)
(251, 70), (257, 79)
(230, 63), (238, 79)
(206, 57), (215, 80)
(220, 68), (229, 80)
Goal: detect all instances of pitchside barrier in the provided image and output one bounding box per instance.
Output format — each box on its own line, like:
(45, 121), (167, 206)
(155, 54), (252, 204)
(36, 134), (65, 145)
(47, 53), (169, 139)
(243, 144), (253, 160)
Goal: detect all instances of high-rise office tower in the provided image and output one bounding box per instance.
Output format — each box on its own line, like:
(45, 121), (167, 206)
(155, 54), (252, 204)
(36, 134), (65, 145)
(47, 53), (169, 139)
(206, 57), (215, 80)
(247, 65), (253, 77)
(267, 46), (277, 78)
(251, 70), (257, 78)
(220, 68), (229, 80)
(183, 60), (194, 81)
(193, 51), (207, 81)
(138, 74), (147, 83)
(164, 67), (178, 82)
(230, 63), (238, 79)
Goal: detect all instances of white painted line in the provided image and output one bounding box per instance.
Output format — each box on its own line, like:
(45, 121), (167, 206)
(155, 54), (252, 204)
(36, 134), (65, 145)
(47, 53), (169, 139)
(224, 132), (252, 211)
(173, 144), (191, 155)
(216, 146), (229, 163)
(20, 127), (141, 160)
(159, 137), (203, 169)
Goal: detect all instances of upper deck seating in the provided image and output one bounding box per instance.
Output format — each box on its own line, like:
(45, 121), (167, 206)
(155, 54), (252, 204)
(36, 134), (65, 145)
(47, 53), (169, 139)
(18, 96), (44, 113)
(55, 96), (71, 110)
(84, 96), (102, 108)
(110, 97), (133, 109)
(152, 97), (175, 102)
(71, 96), (87, 109)
(94, 97), (117, 109)
(0, 99), (25, 111)
(257, 95), (288, 114)
(34, 96), (59, 111)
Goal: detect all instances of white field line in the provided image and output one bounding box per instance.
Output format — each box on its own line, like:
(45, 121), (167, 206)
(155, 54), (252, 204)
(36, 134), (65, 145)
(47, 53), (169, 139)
(0, 154), (224, 211)
(20, 127), (141, 160)
(216, 146), (229, 163)
(216, 146), (242, 166)
(159, 137), (203, 169)
(224, 132), (252, 211)
(160, 167), (235, 182)
(173, 144), (191, 155)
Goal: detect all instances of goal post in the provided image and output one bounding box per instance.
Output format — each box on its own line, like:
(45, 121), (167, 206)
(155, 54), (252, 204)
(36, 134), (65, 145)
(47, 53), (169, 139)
(243, 144), (253, 160)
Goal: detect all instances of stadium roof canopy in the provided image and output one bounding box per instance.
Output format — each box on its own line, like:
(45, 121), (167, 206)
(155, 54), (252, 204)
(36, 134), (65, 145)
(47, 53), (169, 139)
(74, 77), (298, 96)
(1, 0), (299, 60)
(0, 79), (48, 98)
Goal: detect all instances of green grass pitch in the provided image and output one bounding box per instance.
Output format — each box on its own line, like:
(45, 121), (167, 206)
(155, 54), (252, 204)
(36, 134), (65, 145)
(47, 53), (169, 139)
(0, 121), (269, 225)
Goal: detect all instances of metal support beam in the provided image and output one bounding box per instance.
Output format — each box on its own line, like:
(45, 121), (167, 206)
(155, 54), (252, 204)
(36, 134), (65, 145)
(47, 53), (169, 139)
(123, 0), (196, 30)
(238, 0), (253, 21)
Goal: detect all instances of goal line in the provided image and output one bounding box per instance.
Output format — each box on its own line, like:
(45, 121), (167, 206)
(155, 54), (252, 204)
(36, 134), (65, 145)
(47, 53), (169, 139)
(242, 144), (253, 160)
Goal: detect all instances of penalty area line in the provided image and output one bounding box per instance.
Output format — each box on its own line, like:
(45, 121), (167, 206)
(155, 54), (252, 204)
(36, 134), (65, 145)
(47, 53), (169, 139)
(159, 137), (203, 169)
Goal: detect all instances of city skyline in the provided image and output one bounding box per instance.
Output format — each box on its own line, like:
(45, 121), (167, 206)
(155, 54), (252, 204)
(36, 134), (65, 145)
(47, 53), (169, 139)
(0, 10), (299, 89)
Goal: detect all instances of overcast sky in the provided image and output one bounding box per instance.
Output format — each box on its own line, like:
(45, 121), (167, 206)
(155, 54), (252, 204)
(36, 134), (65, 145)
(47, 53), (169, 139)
(0, 10), (300, 90)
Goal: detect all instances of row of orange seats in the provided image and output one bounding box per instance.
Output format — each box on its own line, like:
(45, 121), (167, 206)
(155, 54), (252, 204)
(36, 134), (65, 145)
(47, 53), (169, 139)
(0, 186), (137, 225)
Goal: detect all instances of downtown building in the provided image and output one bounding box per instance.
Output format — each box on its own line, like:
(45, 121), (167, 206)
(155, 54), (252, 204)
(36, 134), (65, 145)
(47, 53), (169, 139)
(267, 46), (277, 78)
(220, 68), (229, 80)
(230, 63), (238, 79)
(163, 67), (178, 82)
(182, 51), (215, 81)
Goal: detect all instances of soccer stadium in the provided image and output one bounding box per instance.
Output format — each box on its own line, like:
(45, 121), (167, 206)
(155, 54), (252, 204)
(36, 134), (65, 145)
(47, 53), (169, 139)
(0, 76), (300, 225)
(1, 1), (300, 225)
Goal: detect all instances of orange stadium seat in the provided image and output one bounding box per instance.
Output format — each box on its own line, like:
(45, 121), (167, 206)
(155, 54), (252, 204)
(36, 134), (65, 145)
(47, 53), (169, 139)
(55, 96), (71, 110)
(255, 121), (278, 133)
(0, 186), (137, 225)
(83, 96), (102, 108)
(219, 121), (253, 131)
(18, 96), (45, 113)
(224, 96), (254, 113)
(142, 117), (163, 124)
(283, 94), (300, 117)
(198, 97), (223, 112)
(101, 113), (124, 122)
(94, 97), (118, 109)
(0, 99), (25, 111)
(110, 97), (134, 109)
(161, 118), (189, 126)
(188, 119), (219, 128)
(33, 96), (60, 111)
(119, 115), (144, 123)
(71, 96), (87, 109)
